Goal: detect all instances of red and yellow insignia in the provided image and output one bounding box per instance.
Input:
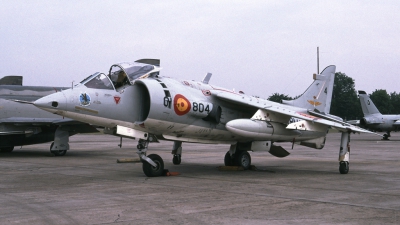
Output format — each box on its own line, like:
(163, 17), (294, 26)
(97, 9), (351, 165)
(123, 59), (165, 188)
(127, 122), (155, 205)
(202, 90), (211, 96)
(174, 94), (191, 116)
(307, 100), (321, 106)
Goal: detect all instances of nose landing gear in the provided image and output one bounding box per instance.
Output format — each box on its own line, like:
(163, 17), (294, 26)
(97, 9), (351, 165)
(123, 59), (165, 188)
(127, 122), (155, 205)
(142, 154), (164, 177)
(137, 139), (165, 177)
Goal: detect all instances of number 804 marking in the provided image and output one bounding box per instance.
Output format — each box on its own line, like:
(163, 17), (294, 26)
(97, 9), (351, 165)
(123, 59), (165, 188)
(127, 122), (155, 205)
(192, 102), (210, 113)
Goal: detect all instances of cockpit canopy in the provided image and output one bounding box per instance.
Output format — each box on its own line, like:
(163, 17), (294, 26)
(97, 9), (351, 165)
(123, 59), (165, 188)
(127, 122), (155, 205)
(80, 59), (160, 90)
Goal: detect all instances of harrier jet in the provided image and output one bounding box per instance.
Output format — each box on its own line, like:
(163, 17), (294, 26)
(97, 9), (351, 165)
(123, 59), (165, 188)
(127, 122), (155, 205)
(33, 59), (378, 176)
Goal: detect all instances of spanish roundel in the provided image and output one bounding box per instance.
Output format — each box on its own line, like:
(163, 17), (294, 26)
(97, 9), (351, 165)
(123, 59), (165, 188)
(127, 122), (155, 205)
(174, 94), (191, 116)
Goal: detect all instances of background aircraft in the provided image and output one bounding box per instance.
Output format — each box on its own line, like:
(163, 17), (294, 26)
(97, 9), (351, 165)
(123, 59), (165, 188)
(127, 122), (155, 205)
(0, 76), (98, 155)
(33, 59), (377, 176)
(357, 90), (400, 139)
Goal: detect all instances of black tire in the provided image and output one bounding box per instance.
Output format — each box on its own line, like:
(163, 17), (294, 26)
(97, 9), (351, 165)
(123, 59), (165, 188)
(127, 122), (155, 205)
(383, 134), (389, 140)
(339, 161), (349, 174)
(172, 154), (181, 165)
(236, 151), (251, 170)
(142, 154), (164, 177)
(50, 142), (67, 156)
(224, 151), (234, 166)
(0, 146), (14, 153)
(52, 150), (67, 156)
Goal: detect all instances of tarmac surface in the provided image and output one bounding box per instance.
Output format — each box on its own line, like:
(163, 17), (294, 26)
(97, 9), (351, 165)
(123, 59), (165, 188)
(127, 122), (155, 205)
(1, 132), (399, 224)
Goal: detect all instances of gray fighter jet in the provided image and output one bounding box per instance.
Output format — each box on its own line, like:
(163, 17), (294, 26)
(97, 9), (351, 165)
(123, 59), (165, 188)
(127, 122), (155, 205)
(33, 59), (378, 176)
(0, 76), (98, 155)
(357, 90), (400, 139)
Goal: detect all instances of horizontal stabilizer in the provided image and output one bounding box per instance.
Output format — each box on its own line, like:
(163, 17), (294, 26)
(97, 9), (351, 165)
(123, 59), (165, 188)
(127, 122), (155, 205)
(268, 145), (290, 158)
(346, 120), (359, 125)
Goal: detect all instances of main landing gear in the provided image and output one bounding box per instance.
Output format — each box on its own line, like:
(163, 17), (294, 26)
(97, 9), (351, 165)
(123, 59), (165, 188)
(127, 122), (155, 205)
(224, 143), (251, 170)
(382, 131), (391, 140)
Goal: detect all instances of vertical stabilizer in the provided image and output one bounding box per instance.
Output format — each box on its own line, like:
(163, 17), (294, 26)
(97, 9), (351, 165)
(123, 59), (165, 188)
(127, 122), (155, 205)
(282, 65), (336, 113)
(0, 76), (23, 85)
(358, 90), (381, 116)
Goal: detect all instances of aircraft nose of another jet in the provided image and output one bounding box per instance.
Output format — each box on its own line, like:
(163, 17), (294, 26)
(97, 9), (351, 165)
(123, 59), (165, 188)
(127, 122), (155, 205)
(34, 91), (67, 113)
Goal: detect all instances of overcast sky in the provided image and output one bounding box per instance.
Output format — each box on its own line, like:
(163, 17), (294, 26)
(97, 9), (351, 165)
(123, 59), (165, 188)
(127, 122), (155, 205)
(1, 1), (399, 97)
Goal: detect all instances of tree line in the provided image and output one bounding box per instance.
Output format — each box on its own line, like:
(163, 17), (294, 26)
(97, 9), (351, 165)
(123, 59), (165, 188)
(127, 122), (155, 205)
(267, 72), (400, 120)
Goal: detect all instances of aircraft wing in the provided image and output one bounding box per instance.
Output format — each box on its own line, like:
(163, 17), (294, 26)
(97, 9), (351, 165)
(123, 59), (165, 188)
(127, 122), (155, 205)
(0, 117), (83, 125)
(215, 91), (381, 136)
(394, 120), (400, 126)
(346, 120), (360, 126)
(0, 117), (99, 134)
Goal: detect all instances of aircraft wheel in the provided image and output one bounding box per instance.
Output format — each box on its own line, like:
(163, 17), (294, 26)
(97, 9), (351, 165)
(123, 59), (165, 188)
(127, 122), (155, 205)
(339, 161), (349, 174)
(236, 151), (251, 170)
(50, 142), (67, 156)
(143, 154), (164, 177)
(382, 134), (389, 140)
(172, 154), (181, 165)
(224, 151), (234, 166)
(0, 146), (14, 153)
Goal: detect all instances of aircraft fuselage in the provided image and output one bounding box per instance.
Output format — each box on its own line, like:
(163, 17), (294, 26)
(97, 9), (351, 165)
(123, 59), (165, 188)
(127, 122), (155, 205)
(360, 114), (400, 132)
(35, 76), (326, 144)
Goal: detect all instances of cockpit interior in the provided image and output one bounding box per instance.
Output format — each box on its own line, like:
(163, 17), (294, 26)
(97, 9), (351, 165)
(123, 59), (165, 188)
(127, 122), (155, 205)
(78, 59), (160, 91)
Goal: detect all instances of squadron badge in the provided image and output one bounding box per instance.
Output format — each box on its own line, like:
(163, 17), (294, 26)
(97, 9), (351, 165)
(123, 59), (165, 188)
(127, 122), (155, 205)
(79, 93), (91, 106)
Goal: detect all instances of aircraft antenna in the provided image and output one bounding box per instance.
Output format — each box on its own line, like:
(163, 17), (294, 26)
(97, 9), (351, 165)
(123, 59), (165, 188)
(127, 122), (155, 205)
(317, 46), (319, 74)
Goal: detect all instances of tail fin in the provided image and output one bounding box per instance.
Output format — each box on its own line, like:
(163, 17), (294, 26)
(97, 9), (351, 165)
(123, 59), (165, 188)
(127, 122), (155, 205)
(0, 76), (22, 85)
(282, 65), (336, 113)
(358, 90), (381, 116)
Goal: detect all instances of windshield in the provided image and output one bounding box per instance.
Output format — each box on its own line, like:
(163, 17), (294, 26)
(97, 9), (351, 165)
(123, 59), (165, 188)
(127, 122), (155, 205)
(83, 73), (114, 90)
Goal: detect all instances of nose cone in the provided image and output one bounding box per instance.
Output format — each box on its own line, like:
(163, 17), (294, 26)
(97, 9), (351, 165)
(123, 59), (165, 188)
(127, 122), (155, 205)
(34, 91), (67, 114)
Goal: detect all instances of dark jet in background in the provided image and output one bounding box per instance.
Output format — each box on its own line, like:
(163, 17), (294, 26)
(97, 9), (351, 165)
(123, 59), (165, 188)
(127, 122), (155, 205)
(0, 75), (98, 155)
(357, 90), (400, 140)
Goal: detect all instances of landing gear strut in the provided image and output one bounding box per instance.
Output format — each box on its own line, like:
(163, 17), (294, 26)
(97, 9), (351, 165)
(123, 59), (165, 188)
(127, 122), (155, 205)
(171, 141), (182, 165)
(49, 128), (69, 156)
(338, 132), (350, 174)
(137, 139), (164, 177)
